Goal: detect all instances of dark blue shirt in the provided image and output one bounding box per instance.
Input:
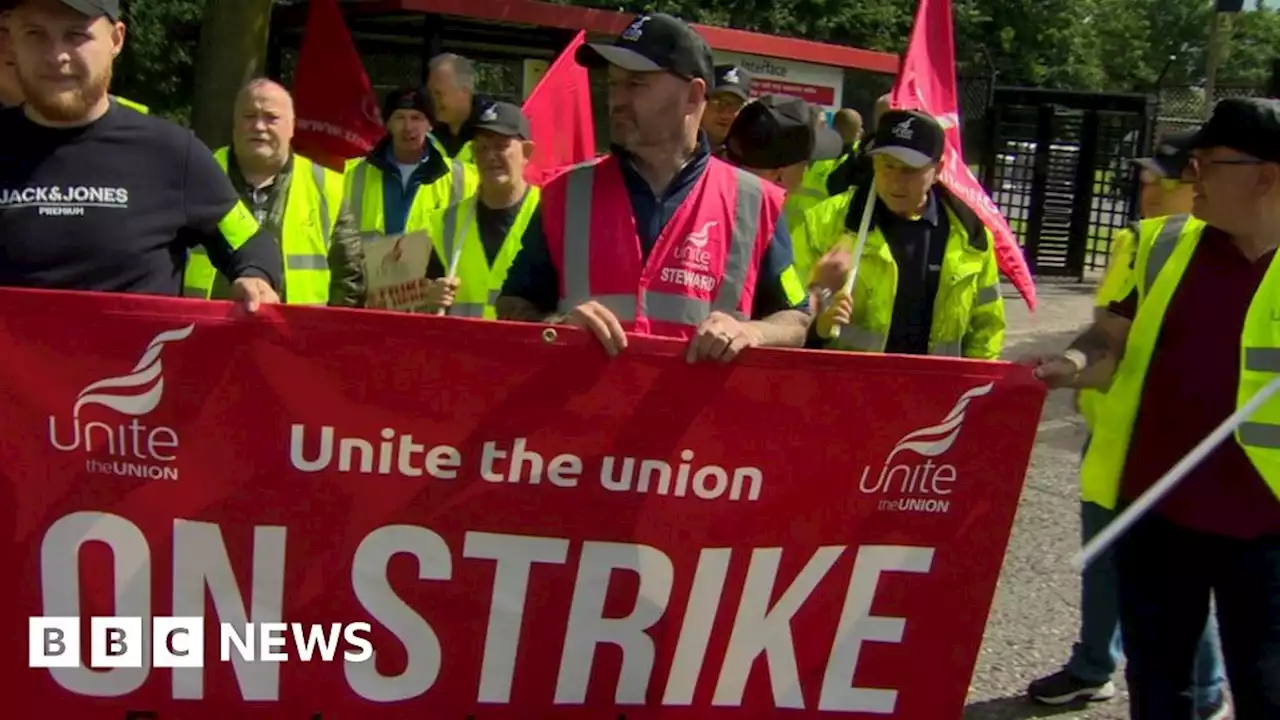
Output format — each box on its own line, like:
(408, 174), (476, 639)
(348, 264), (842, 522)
(364, 135), (449, 236)
(846, 189), (948, 355)
(501, 135), (807, 318)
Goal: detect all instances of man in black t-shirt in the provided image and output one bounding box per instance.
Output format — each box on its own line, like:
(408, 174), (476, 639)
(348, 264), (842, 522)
(0, 0), (282, 309)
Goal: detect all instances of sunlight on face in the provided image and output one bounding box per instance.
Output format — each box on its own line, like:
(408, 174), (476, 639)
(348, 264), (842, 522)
(233, 82), (295, 167)
(873, 154), (939, 217)
(10, 1), (122, 122)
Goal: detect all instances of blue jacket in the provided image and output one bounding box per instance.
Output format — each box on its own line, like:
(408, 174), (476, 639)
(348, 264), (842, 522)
(363, 135), (449, 235)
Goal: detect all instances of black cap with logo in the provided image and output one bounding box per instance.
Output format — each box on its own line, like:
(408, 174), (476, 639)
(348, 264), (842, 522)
(474, 101), (532, 140)
(1133, 128), (1197, 178)
(575, 13), (714, 84)
(381, 86), (432, 125)
(866, 109), (946, 168)
(1187, 97), (1280, 163)
(58, 0), (120, 19)
(723, 94), (845, 170)
(711, 65), (753, 101)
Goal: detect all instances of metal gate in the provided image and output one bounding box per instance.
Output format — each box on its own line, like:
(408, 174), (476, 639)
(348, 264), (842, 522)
(979, 88), (1153, 280)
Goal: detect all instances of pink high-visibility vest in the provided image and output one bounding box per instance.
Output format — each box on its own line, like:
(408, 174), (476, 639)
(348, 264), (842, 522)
(542, 154), (781, 339)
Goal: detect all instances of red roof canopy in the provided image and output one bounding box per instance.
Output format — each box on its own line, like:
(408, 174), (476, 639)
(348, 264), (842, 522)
(348, 0), (899, 74)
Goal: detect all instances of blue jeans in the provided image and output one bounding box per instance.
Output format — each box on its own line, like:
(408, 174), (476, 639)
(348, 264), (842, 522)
(1067, 500), (1227, 709)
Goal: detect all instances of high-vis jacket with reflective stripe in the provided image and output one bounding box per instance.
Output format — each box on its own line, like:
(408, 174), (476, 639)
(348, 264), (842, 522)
(1080, 214), (1280, 506)
(793, 186), (1006, 359)
(783, 159), (837, 239)
(1078, 221), (1145, 429)
(416, 188), (541, 319)
(542, 155), (781, 339)
(184, 148), (342, 305)
(344, 157), (477, 235)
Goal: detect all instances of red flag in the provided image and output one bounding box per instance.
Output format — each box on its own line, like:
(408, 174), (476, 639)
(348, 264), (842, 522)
(522, 31), (596, 185)
(290, 0), (384, 172)
(890, 0), (1038, 310)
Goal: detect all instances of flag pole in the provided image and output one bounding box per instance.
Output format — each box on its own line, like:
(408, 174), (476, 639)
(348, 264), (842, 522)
(1071, 375), (1280, 571)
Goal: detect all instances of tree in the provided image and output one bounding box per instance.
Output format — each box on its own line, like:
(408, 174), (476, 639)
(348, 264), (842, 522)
(189, 0), (274, 148)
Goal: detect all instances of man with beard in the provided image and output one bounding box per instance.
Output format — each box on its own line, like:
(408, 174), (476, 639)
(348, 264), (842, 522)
(2, 6), (146, 112)
(0, 0), (281, 309)
(496, 13), (811, 363)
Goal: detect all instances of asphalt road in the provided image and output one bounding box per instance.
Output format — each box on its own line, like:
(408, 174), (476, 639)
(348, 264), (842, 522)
(961, 281), (1135, 720)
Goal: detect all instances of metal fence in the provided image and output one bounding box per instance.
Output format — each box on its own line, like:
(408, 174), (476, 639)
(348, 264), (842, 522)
(1150, 83), (1266, 144)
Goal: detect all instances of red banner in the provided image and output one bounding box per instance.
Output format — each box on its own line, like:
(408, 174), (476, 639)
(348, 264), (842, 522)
(0, 289), (1043, 718)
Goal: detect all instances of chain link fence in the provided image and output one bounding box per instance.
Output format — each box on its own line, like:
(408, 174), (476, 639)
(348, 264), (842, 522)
(1151, 83), (1266, 145)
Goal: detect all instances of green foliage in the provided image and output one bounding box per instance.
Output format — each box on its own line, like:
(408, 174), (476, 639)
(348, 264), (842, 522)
(114, 0), (204, 123)
(123, 0), (1280, 120)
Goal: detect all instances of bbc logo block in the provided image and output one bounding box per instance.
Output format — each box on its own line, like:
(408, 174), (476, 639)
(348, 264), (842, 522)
(29, 616), (204, 669)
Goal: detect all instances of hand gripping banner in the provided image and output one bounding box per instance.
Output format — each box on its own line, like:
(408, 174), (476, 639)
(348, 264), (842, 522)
(0, 288), (1043, 718)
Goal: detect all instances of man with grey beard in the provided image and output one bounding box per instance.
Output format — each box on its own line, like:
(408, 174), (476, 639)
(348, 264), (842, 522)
(0, 0), (281, 310)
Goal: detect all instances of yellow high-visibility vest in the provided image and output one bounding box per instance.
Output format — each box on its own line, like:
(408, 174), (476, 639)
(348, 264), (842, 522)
(1078, 221), (1143, 429)
(343, 157), (477, 234)
(783, 158), (839, 233)
(792, 187), (1005, 359)
(183, 148), (343, 305)
(413, 188), (541, 318)
(1080, 214), (1280, 507)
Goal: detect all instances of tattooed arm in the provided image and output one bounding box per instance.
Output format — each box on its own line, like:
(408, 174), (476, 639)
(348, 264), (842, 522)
(1021, 289), (1136, 390)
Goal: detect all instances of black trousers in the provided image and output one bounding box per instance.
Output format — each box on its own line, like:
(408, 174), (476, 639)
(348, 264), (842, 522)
(1115, 512), (1280, 719)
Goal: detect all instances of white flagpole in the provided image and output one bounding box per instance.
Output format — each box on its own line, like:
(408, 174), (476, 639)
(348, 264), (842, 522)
(1071, 375), (1280, 571)
(831, 180), (877, 341)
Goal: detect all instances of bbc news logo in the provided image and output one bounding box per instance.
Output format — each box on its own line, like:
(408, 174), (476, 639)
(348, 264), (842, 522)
(29, 617), (374, 668)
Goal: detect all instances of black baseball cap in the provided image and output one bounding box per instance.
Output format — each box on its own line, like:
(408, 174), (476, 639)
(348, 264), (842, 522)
(474, 101), (531, 140)
(382, 86), (432, 125)
(723, 94), (844, 169)
(1187, 97), (1280, 163)
(866, 109), (945, 168)
(575, 13), (714, 84)
(1133, 128), (1197, 178)
(58, 0), (120, 19)
(711, 65), (753, 101)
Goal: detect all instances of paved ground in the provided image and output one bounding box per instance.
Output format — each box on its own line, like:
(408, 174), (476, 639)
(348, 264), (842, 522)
(960, 279), (1134, 720)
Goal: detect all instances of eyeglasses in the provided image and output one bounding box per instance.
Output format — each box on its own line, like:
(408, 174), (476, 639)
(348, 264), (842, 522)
(1187, 156), (1268, 177)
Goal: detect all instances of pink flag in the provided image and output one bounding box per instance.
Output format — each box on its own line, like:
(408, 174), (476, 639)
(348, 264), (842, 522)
(522, 32), (597, 185)
(890, 0), (1037, 310)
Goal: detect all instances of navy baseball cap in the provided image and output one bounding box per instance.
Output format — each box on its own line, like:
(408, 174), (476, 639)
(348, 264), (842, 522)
(382, 86), (432, 124)
(711, 65), (753, 101)
(475, 101), (531, 140)
(575, 13), (714, 84)
(59, 0), (120, 19)
(866, 110), (946, 168)
(1133, 129), (1197, 178)
(1187, 97), (1280, 163)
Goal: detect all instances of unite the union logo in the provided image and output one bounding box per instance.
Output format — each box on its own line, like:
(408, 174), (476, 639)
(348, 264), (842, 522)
(47, 324), (195, 481)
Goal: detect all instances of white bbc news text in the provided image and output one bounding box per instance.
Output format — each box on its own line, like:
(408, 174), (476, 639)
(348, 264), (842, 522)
(29, 616), (373, 669)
